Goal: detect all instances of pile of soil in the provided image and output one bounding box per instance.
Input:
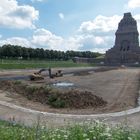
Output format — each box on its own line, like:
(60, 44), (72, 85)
(56, 90), (107, 108)
(0, 81), (107, 109)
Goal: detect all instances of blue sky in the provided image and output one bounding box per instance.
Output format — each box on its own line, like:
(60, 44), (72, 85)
(0, 0), (140, 53)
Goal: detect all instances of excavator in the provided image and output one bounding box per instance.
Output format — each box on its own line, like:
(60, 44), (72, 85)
(29, 68), (63, 81)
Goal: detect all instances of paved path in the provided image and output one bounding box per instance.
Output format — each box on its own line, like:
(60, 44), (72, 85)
(0, 101), (140, 128)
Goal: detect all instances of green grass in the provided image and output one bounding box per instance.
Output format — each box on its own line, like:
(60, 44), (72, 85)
(0, 59), (95, 69)
(0, 120), (140, 140)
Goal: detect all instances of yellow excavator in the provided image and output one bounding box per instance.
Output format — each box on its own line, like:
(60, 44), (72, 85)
(29, 68), (63, 81)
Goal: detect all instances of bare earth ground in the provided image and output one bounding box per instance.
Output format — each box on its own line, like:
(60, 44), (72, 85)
(0, 67), (139, 115)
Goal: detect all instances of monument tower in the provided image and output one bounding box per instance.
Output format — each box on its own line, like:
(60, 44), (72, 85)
(105, 12), (140, 64)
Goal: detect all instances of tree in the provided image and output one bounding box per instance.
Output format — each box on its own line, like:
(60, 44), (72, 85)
(0, 44), (103, 60)
(21, 47), (29, 59)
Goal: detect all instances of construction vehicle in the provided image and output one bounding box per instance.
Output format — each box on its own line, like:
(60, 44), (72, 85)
(29, 73), (44, 81)
(29, 68), (63, 81)
(49, 69), (63, 78)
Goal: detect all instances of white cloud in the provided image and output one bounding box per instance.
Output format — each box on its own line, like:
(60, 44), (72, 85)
(127, 0), (140, 9)
(23, 14), (140, 52)
(58, 13), (64, 20)
(0, 37), (31, 47)
(0, 0), (39, 29)
(77, 35), (113, 52)
(0, 23), (113, 52)
(91, 48), (108, 53)
(63, 36), (82, 51)
(32, 28), (64, 50)
(4, 12), (140, 53)
(77, 14), (140, 52)
(79, 15), (121, 34)
(0, 28), (112, 53)
(31, 28), (112, 52)
(31, 28), (85, 51)
(75, 15), (123, 52)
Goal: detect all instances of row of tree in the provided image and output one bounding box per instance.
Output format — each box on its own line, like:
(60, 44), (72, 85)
(0, 44), (102, 60)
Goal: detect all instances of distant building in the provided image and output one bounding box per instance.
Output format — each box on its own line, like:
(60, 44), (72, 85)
(105, 12), (140, 64)
(72, 57), (104, 64)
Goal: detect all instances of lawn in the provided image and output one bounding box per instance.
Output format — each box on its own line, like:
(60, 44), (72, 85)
(0, 120), (140, 140)
(0, 59), (95, 69)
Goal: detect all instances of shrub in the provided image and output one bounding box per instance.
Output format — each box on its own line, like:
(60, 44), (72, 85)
(14, 80), (22, 85)
(51, 99), (66, 108)
(48, 94), (57, 102)
(43, 85), (53, 94)
(25, 86), (38, 94)
(48, 94), (66, 108)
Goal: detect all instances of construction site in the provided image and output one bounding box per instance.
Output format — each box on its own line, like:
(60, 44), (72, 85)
(0, 66), (139, 115)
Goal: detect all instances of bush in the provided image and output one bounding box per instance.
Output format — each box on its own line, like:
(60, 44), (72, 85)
(48, 94), (66, 108)
(43, 85), (53, 94)
(14, 80), (22, 85)
(48, 94), (57, 102)
(51, 99), (66, 108)
(25, 86), (38, 94)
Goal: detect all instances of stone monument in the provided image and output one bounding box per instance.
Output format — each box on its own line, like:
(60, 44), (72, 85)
(105, 12), (140, 64)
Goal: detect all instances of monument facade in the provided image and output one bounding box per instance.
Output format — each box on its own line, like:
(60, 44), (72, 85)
(105, 12), (140, 64)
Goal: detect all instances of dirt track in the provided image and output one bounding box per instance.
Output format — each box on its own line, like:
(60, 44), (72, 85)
(51, 67), (140, 114)
(0, 67), (139, 114)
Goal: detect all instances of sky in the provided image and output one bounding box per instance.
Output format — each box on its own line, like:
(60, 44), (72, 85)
(0, 0), (140, 53)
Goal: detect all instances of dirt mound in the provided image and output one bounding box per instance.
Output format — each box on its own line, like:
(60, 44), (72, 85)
(54, 90), (107, 108)
(0, 81), (107, 109)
